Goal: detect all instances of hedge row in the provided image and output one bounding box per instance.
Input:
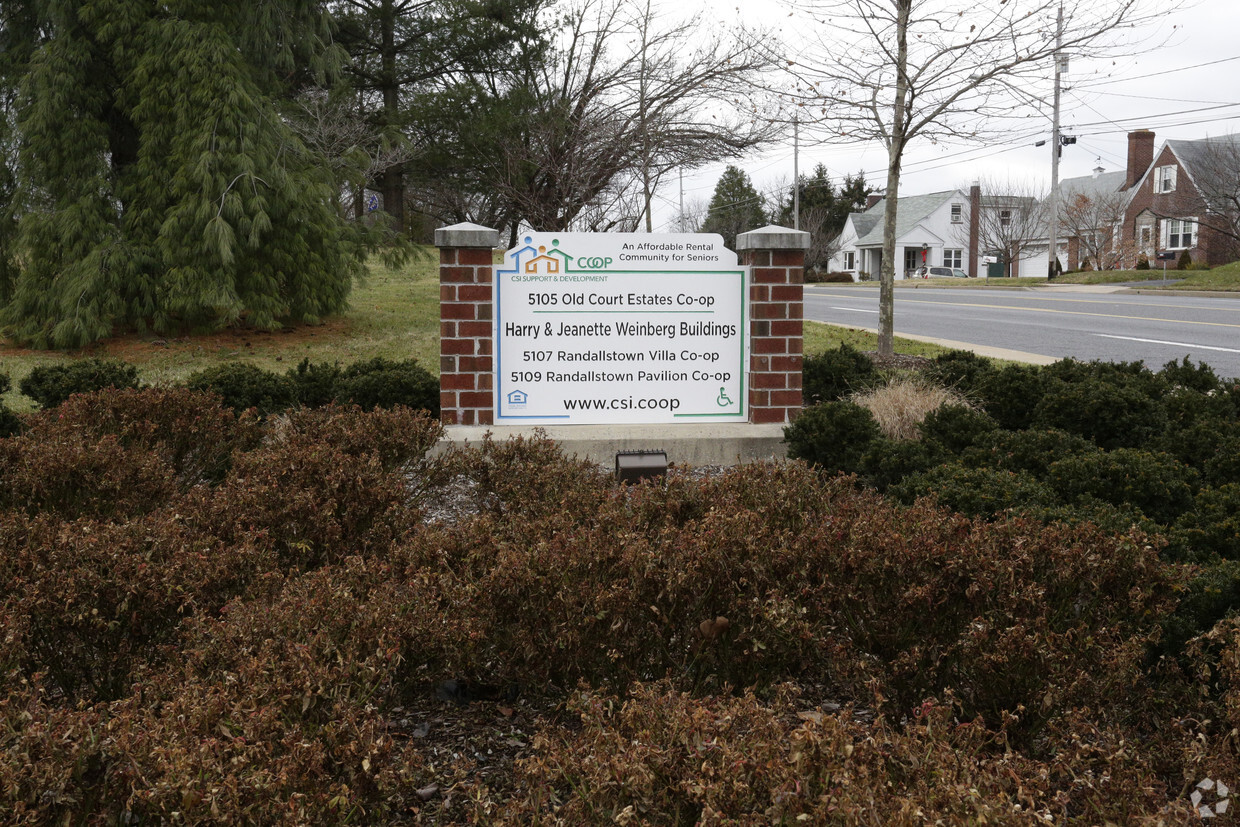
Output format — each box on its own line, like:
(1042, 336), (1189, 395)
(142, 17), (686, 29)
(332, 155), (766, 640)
(1, 391), (1233, 821)
(7, 355), (439, 417)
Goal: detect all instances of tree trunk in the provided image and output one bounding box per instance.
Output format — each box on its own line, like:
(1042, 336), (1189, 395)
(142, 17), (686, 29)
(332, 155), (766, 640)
(379, 0), (405, 233)
(878, 0), (912, 357)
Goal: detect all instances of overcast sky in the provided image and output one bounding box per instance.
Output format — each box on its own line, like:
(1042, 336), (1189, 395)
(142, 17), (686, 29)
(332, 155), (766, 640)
(657, 0), (1240, 229)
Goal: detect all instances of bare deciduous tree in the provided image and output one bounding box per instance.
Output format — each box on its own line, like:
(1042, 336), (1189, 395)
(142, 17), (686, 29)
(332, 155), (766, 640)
(497, 0), (776, 235)
(955, 178), (1047, 277)
(779, 0), (1168, 353)
(285, 88), (417, 220)
(1059, 187), (1129, 270)
(1187, 134), (1240, 259)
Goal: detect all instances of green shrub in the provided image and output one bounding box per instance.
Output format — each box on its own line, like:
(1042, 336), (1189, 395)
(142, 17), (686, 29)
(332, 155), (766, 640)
(18, 358), (141, 409)
(1136, 254), (1150, 270)
(1178, 250), (1193, 270)
(1170, 484), (1240, 562)
(1023, 499), (1155, 536)
(805, 270), (854, 283)
(1158, 559), (1240, 657)
(1152, 419), (1239, 472)
(801, 343), (878, 404)
(924, 349), (995, 394)
(287, 358), (344, 407)
(961, 427), (1093, 476)
(860, 437), (945, 492)
(0, 406), (20, 438)
(1161, 386), (1236, 433)
(973, 364), (1045, 431)
(1205, 436), (1240, 486)
(784, 401), (881, 474)
(1047, 448), (1197, 526)
(1033, 377), (1166, 449)
(335, 357), (439, 414)
(888, 463), (1057, 518)
(1041, 357), (1165, 399)
(1160, 356), (1222, 394)
(184, 362), (296, 415)
(918, 403), (999, 454)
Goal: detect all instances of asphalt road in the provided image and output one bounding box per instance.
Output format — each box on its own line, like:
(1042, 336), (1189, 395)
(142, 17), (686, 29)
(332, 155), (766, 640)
(803, 283), (1240, 380)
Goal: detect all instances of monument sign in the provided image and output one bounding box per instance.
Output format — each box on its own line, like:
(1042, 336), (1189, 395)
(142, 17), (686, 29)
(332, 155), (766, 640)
(494, 232), (748, 424)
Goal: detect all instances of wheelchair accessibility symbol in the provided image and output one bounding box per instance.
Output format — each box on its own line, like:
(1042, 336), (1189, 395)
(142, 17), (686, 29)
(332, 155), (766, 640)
(716, 387), (733, 407)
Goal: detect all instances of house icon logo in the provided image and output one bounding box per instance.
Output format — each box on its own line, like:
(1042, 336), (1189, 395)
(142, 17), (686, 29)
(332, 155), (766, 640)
(507, 389), (529, 407)
(499, 237), (575, 277)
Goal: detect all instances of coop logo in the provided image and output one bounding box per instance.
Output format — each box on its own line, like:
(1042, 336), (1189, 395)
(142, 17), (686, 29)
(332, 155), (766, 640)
(577, 256), (613, 269)
(1192, 778), (1230, 819)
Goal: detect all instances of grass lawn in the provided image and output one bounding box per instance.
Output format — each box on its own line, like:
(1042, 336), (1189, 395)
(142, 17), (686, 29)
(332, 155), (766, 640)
(834, 261), (1240, 291)
(1142, 259), (1240, 290)
(0, 249), (442, 412)
(803, 320), (953, 358)
(0, 248), (1068, 411)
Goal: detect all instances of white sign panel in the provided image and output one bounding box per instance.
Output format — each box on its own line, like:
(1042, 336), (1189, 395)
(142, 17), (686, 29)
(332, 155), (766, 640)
(495, 232), (748, 424)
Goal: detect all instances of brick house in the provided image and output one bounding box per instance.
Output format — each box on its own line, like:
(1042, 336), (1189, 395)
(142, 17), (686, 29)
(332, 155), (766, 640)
(1060, 130), (1240, 269)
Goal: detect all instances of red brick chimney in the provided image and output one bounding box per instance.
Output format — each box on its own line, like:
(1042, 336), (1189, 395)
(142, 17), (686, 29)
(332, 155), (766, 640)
(1126, 130), (1155, 190)
(865, 193), (883, 210)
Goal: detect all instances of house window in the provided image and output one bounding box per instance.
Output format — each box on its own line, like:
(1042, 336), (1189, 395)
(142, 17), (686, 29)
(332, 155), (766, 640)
(843, 251), (855, 270)
(950, 203), (963, 223)
(999, 209), (1012, 227)
(1163, 218), (1196, 249)
(1155, 165), (1177, 193)
(943, 249), (962, 268)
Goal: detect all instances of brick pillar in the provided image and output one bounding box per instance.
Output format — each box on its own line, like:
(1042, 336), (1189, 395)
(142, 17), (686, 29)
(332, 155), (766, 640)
(736, 226), (811, 425)
(434, 223), (500, 426)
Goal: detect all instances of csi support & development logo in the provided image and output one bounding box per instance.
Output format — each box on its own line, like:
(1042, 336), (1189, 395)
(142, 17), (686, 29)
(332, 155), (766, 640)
(1192, 777), (1230, 819)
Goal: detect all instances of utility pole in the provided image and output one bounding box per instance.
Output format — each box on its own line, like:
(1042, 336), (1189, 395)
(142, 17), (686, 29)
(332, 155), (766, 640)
(793, 114), (800, 231)
(1047, 1), (1064, 279)
(678, 168), (684, 232)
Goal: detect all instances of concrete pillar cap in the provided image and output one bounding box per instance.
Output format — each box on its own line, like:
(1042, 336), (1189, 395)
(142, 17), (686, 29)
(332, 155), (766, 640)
(736, 225), (811, 251)
(434, 223), (500, 248)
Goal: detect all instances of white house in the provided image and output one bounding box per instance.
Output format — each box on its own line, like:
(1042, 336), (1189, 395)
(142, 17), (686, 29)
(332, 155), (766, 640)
(830, 186), (1049, 280)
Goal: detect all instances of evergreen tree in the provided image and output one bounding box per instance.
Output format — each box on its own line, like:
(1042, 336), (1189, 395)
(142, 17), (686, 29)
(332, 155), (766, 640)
(702, 166), (766, 250)
(0, 0), (39, 305)
(331, 0), (544, 233)
(4, 0), (361, 348)
(770, 165), (872, 271)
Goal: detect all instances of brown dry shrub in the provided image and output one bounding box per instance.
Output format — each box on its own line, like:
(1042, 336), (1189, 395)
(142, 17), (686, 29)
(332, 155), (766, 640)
(183, 406), (444, 569)
(441, 431), (613, 521)
(495, 682), (1194, 825)
(0, 432), (177, 521)
(399, 460), (1177, 733)
(0, 512), (275, 700)
(21, 386), (263, 485)
(852, 376), (971, 440)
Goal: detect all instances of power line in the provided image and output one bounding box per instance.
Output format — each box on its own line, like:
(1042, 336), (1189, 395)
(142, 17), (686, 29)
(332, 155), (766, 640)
(1069, 54), (1240, 90)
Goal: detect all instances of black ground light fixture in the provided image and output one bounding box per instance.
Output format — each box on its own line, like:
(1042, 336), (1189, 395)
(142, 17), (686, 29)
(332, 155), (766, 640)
(615, 450), (669, 484)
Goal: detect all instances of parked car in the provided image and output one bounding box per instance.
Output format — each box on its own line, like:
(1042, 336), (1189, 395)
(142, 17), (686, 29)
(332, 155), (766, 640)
(914, 266), (956, 278)
(951, 268), (971, 278)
